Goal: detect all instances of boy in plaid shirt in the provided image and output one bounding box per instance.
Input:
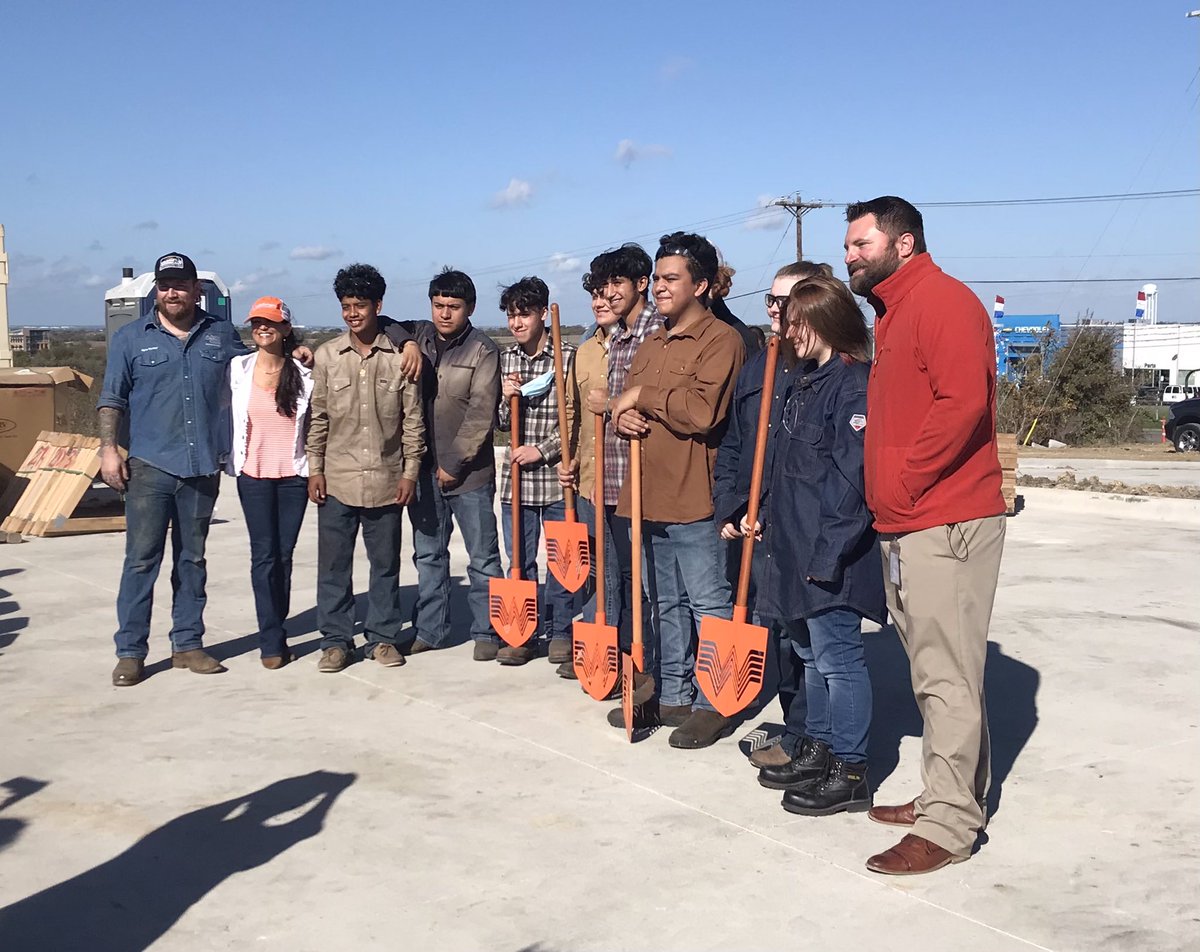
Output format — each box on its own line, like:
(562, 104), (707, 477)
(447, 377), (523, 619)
(496, 276), (577, 666)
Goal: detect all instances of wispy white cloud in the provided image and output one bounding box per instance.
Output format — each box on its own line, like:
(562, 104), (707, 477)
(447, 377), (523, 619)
(86, 240), (104, 253)
(11, 253), (45, 268)
(491, 177), (534, 208)
(133, 220), (159, 231)
(83, 274), (108, 288)
(660, 56), (693, 81)
(547, 252), (582, 273)
(230, 268), (289, 295)
(744, 195), (790, 231)
(615, 139), (672, 168)
(289, 245), (341, 261)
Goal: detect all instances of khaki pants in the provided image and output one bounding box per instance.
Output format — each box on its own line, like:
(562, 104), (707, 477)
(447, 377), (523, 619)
(879, 514), (1006, 856)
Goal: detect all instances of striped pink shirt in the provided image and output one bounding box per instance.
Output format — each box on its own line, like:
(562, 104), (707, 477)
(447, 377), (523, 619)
(243, 384), (299, 479)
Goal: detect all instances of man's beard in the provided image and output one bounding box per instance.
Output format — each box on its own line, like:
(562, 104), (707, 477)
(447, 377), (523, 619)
(848, 243), (901, 296)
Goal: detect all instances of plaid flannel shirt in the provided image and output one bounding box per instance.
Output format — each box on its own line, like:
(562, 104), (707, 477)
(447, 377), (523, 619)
(497, 336), (576, 507)
(603, 301), (662, 505)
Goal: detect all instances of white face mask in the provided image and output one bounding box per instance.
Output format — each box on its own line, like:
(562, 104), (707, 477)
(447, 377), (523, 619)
(519, 370), (555, 398)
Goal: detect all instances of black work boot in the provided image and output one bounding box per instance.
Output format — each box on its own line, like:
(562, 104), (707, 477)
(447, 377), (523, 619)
(757, 737), (830, 791)
(781, 756), (871, 816)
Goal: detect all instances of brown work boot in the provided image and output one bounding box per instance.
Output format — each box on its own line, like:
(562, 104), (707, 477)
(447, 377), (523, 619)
(866, 834), (968, 876)
(868, 799), (918, 827)
(473, 640), (500, 662)
(406, 638), (436, 655)
(557, 660), (577, 680)
(749, 740), (793, 769)
(171, 649), (227, 675)
(496, 643), (536, 666)
(261, 651), (290, 671)
(372, 644), (405, 667)
(668, 709), (736, 750)
(547, 637), (572, 664)
(112, 658), (144, 687)
(607, 699), (660, 730)
(317, 646), (352, 673)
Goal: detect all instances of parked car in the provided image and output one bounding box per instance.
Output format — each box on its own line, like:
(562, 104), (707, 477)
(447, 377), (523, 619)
(1162, 385), (1199, 404)
(1131, 385), (1161, 406)
(1164, 397), (1200, 453)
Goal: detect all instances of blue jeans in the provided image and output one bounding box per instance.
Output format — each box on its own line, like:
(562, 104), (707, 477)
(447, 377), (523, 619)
(575, 497), (657, 671)
(759, 614), (807, 755)
(113, 458), (219, 659)
(409, 471), (503, 646)
(643, 518), (734, 709)
(237, 474), (309, 657)
(500, 500), (576, 643)
(785, 608), (872, 762)
(316, 494), (404, 652)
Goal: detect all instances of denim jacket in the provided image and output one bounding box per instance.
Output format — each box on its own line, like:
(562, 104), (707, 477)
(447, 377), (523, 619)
(758, 356), (885, 624)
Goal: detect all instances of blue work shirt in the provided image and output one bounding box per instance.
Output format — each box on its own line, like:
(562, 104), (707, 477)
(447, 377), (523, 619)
(98, 308), (248, 478)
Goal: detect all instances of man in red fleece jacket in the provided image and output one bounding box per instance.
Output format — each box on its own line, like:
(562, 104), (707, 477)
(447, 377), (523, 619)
(845, 196), (1006, 876)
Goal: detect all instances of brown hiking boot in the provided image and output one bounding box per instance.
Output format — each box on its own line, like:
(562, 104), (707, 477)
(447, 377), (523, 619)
(112, 658), (144, 687)
(496, 644), (536, 666)
(668, 709), (736, 749)
(406, 638), (436, 655)
(171, 649), (227, 675)
(749, 740), (792, 769)
(318, 646), (351, 673)
(473, 640), (500, 662)
(261, 653), (290, 670)
(372, 644), (405, 667)
(547, 637), (572, 664)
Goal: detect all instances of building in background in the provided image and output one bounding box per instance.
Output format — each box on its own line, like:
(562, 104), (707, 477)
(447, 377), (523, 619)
(993, 312), (1061, 381)
(8, 327), (51, 353)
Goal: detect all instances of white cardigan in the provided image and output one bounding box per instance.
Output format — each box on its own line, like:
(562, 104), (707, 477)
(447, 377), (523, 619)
(227, 353), (314, 477)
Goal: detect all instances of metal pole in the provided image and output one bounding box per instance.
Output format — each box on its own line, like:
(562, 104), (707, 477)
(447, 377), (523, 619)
(794, 194), (803, 261)
(0, 224), (13, 369)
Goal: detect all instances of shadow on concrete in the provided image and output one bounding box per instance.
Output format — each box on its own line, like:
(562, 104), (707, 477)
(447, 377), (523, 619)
(866, 631), (1039, 819)
(0, 777), (49, 854)
(0, 568), (27, 655)
(0, 771), (355, 951)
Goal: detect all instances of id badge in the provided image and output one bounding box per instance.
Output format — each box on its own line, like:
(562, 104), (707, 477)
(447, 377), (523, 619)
(888, 540), (901, 587)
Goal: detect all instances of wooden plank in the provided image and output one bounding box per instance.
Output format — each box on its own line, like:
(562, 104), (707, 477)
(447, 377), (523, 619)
(43, 515), (127, 537)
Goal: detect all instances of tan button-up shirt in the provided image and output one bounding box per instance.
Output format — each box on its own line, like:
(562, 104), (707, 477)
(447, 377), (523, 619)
(306, 331), (425, 509)
(565, 331), (608, 501)
(616, 309), (743, 524)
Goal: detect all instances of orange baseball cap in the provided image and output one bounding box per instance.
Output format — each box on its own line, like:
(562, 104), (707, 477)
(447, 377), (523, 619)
(246, 296), (292, 324)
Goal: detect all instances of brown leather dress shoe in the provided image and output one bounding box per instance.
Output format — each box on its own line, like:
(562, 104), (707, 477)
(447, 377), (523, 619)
(868, 799), (917, 827)
(261, 651), (290, 670)
(171, 649), (227, 674)
(749, 741), (793, 769)
(112, 658), (144, 687)
(866, 834), (968, 876)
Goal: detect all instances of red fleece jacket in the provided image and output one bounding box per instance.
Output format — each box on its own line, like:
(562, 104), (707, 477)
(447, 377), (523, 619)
(865, 253), (1005, 533)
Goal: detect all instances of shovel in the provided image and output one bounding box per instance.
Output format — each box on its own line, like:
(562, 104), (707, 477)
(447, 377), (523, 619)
(543, 303), (591, 593)
(489, 395), (538, 647)
(572, 412), (618, 700)
(694, 335), (778, 718)
(622, 435), (646, 741)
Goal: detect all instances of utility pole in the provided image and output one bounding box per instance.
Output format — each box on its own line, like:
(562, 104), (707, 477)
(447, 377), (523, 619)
(770, 193), (833, 261)
(0, 224), (13, 369)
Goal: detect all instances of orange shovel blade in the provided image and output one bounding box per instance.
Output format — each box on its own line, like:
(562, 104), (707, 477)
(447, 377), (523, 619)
(545, 520), (590, 593)
(572, 619), (619, 701)
(489, 577), (538, 647)
(621, 652), (634, 741)
(695, 616), (769, 718)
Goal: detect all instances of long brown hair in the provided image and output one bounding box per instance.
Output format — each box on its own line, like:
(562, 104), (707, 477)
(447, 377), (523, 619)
(785, 275), (871, 363)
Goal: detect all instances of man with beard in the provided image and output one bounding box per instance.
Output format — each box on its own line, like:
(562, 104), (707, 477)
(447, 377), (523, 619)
(99, 253), (249, 686)
(843, 197), (1006, 875)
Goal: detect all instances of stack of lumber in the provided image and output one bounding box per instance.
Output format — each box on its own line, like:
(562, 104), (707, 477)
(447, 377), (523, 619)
(997, 432), (1018, 514)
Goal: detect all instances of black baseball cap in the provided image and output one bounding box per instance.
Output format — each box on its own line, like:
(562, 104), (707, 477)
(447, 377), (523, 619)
(154, 252), (198, 282)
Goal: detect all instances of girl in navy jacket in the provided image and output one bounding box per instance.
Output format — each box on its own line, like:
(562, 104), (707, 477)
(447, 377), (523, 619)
(751, 275), (886, 818)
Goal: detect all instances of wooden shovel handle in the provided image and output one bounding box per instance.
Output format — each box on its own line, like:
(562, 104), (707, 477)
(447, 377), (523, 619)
(510, 394), (521, 578)
(737, 336), (780, 608)
(593, 412), (605, 606)
(549, 303), (575, 517)
(630, 435), (642, 657)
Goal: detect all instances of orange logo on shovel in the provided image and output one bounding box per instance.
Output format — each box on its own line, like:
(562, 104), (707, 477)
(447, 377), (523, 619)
(488, 582), (538, 647)
(694, 616), (768, 718)
(572, 626), (618, 701)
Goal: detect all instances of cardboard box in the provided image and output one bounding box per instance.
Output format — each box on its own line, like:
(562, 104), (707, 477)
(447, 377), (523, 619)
(0, 367), (95, 491)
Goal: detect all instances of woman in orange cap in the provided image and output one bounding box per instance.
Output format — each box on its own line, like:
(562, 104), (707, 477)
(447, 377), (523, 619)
(227, 296), (314, 668)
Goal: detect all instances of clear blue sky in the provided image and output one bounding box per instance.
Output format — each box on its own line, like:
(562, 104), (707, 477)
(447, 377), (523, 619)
(2, 0), (1197, 327)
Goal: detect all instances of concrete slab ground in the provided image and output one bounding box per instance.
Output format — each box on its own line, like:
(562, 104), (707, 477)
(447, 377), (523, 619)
(1, 481), (1197, 952)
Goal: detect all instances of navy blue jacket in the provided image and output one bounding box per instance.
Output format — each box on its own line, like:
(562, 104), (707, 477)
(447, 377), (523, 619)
(711, 346), (800, 528)
(757, 356), (886, 625)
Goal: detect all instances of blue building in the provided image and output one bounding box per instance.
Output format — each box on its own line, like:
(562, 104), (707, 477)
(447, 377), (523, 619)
(993, 314), (1060, 381)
